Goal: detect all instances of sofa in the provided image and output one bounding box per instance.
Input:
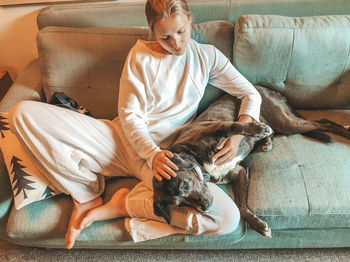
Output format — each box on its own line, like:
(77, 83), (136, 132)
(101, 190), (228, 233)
(0, 0), (350, 249)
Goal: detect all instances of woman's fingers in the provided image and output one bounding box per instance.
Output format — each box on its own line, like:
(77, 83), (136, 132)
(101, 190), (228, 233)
(163, 150), (179, 171)
(212, 135), (243, 166)
(153, 150), (179, 181)
(214, 151), (235, 165)
(212, 139), (230, 161)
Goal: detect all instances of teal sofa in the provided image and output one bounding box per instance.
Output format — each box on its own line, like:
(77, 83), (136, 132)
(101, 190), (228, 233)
(1, 0), (350, 249)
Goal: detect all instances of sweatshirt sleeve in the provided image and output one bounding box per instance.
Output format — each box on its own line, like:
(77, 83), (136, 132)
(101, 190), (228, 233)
(208, 46), (261, 121)
(118, 46), (161, 169)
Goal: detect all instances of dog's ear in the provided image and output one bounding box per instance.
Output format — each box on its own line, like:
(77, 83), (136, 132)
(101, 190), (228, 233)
(153, 194), (171, 224)
(152, 177), (171, 224)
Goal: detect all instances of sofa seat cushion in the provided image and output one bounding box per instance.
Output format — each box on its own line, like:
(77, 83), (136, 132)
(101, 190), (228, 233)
(6, 177), (246, 247)
(233, 15), (350, 109)
(245, 109), (350, 230)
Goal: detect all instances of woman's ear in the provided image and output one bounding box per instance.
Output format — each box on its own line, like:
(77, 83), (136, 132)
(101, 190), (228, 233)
(188, 14), (193, 24)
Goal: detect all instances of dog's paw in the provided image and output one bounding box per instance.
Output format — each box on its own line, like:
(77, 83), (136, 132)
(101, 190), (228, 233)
(246, 213), (272, 238)
(249, 123), (273, 138)
(261, 137), (274, 152)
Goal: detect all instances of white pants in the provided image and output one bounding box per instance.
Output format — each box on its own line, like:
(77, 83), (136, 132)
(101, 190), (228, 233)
(8, 101), (240, 242)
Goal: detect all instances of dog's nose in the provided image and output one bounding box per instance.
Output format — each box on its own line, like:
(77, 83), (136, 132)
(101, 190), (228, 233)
(200, 193), (214, 211)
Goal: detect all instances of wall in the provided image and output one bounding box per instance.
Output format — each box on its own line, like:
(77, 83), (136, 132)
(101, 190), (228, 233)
(0, 4), (43, 80)
(0, 0), (144, 81)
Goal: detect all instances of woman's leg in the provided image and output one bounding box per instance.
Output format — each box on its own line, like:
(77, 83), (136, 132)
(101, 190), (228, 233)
(65, 197), (104, 249)
(8, 101), (132, 248)
(79, 181), (240, 243)
(9, 101), (130, 202)
(78, 188), (130, 229)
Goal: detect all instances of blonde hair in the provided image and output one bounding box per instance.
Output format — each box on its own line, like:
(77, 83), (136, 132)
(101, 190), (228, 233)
(145, 0), (192, 31)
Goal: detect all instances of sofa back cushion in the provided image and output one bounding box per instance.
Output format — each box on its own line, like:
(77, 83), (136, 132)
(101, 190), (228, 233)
(38, 27), (148, 119)
(37, 21), (234, 119)
(233, 15), (350, 109)
(36, 0), (350, 30)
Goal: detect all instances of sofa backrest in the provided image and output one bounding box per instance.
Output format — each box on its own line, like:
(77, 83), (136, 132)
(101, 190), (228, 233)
(37, 0), (350, 30)
(37, 21), (234, 119)
(36, 1), (350, 119)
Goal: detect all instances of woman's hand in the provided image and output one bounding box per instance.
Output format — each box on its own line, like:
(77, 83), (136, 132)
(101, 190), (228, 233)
(152, 150), (179, 181)
(212, 135), (244, 166)
(212, 114), (254, 166)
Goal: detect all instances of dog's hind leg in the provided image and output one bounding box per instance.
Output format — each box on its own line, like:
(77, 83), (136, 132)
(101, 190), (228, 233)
(229, 166), (272, 238)
(316, 119), (350, 140)
(204, 121), (273, 140)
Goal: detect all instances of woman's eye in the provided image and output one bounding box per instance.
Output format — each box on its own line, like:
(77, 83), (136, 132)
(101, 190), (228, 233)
(161, 36), (171, 41)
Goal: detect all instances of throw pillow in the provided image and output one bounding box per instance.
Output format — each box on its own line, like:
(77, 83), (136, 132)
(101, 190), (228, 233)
(0, 114), (61, 210)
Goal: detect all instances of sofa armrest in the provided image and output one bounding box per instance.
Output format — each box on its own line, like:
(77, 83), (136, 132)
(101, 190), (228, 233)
(0, 60), (44, 112)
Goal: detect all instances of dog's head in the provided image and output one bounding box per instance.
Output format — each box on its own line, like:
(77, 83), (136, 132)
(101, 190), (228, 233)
(152, 153), (213, 224)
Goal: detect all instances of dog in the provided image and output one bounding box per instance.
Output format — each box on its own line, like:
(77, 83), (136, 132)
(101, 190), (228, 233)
(152, 85), (350, 238)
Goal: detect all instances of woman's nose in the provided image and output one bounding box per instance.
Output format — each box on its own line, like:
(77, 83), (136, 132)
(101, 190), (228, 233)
(171, 37), (180, 50)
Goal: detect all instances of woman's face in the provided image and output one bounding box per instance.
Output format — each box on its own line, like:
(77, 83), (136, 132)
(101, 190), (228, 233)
(153, 13), (192, 56)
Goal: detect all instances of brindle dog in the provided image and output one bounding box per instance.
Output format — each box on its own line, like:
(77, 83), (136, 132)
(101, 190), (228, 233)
(153, 85), (350, 238)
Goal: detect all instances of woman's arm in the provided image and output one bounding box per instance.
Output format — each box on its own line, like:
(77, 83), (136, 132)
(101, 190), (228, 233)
(238, 114), (255, 123)
(208, 46), (261, 122)
(118, 45), (177, 180)
(207, 46), (261, 165)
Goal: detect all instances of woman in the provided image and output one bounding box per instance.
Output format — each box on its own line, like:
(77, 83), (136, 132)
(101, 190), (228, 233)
(9, 0), (261, 249)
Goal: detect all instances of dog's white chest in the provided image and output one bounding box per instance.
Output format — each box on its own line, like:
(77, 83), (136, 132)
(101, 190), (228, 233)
(203, 155), (244, 179)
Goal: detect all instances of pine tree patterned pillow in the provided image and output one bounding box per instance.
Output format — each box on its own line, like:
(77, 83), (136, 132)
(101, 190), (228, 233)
(0, 114), (61, 210)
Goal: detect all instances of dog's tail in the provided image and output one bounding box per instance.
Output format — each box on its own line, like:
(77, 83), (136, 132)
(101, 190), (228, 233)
(316, 119), (350, 140)
(301, 130), (333, 143)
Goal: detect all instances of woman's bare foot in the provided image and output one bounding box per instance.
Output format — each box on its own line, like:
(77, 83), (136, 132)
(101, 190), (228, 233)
(65, 197), (103, 249)
(78, 188), (130, 230)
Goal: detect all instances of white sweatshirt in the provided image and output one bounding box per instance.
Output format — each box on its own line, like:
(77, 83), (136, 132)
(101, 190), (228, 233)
(118, 39), (261, 168)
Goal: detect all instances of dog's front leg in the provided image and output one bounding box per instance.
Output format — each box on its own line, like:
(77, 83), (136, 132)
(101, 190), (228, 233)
(229, 166), (272, 238)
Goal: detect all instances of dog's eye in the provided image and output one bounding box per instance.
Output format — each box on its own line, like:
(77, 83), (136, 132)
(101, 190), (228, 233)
(179, 181), (190, 194)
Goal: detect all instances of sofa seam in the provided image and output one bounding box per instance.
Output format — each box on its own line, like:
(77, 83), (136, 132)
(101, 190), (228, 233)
(84, 34), (92, 93)
(255, 213), (350, 217)
(40, 31), (148, 36)
(339, 32), (350, 79)
(283, 28), (296, 93)
(287, 139), (312, 215)
(239, 26), (350, 32)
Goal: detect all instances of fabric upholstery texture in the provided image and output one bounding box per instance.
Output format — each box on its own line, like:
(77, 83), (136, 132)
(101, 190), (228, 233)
(36, 0), (350, 30)
(233, 15), (350, 109)
(245, 109), (350, 229)
(37, 27), (149, 120)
